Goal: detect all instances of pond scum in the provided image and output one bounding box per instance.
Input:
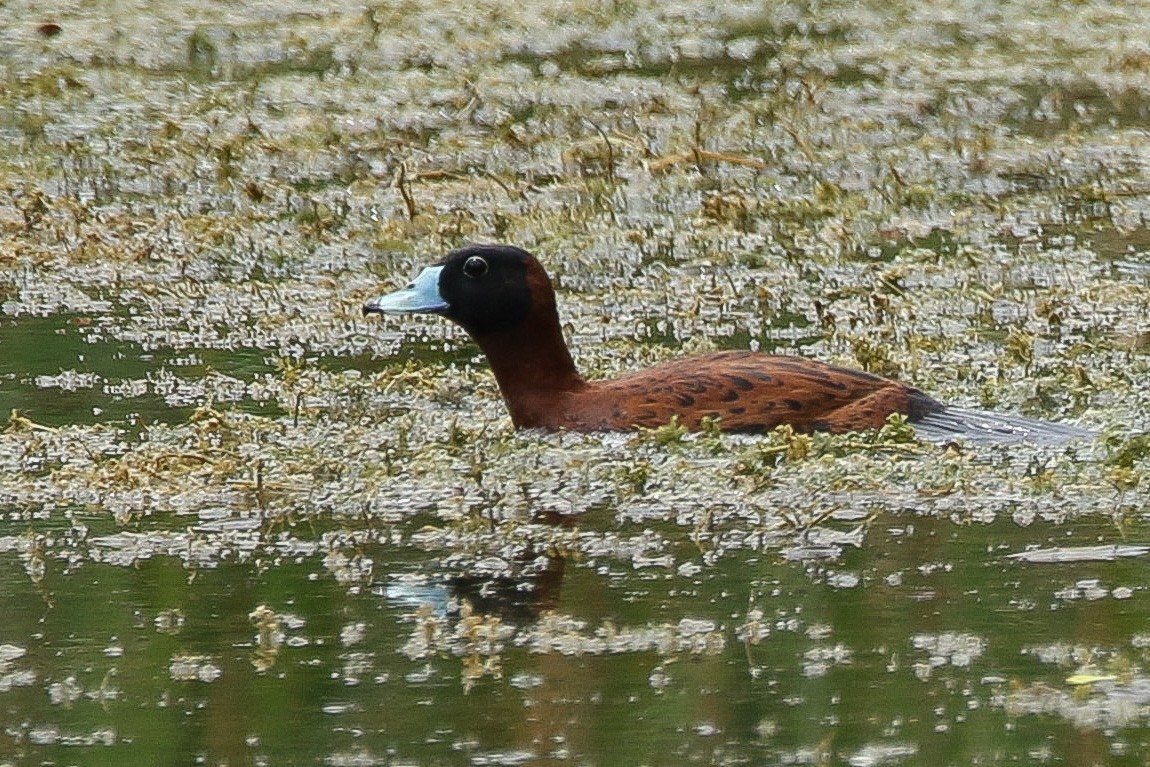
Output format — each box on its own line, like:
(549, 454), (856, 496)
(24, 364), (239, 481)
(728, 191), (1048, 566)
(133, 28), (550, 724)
(3, 0), (1150, 763)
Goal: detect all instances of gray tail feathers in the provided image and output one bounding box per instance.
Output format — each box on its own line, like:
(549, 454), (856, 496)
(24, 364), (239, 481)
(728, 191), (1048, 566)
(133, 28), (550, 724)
(912, 406), (1095, 445)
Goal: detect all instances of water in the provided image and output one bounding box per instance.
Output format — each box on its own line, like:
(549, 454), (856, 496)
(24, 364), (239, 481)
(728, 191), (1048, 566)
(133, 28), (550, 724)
(2, 509), (1147, 764)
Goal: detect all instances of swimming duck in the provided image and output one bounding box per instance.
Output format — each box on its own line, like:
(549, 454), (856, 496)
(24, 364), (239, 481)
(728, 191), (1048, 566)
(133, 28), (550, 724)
(363, 244), (1091, 443)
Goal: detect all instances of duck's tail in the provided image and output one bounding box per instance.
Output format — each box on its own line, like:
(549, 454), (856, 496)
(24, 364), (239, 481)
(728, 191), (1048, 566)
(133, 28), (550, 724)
(912, 406), (1096, 446)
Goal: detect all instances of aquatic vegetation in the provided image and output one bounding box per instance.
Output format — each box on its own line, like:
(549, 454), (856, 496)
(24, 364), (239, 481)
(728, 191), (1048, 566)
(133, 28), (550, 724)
(2, 0), (1150, 764)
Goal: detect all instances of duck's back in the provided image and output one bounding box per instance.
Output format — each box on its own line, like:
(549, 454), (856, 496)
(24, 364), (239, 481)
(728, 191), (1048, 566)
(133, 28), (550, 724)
(559, 350), (942, 433)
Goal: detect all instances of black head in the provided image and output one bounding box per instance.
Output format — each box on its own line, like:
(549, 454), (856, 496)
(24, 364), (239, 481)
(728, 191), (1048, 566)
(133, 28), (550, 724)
(433, 244), (539, 337)
(363, 244), (583, 402)
(363, 244), (548, 338)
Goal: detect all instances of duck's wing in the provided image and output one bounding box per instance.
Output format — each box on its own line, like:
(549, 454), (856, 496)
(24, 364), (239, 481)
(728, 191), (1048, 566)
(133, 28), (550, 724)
(588, 351), (942, 434)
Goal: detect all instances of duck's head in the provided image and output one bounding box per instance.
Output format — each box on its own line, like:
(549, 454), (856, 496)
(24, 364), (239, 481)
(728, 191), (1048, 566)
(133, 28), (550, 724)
(363, 244), (553, 338)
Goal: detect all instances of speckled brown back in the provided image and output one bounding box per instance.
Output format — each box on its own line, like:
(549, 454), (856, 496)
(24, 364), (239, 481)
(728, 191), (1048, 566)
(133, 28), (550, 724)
(547, 350), (942, 433)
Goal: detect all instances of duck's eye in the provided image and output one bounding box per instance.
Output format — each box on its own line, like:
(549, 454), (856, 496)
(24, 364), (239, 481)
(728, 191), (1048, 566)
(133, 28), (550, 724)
(462, 256), (488, 278)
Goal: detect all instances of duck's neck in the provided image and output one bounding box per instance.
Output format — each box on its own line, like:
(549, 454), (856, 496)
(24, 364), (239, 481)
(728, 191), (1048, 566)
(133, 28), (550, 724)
(469, 305), (588, 427)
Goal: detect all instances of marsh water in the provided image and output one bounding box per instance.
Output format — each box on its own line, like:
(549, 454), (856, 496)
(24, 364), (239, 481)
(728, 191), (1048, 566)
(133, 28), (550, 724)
(3, 1), (1150, 765)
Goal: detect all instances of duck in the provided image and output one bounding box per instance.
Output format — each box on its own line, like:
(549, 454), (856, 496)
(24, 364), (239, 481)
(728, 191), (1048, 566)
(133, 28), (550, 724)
(363, 244), (1092, 443)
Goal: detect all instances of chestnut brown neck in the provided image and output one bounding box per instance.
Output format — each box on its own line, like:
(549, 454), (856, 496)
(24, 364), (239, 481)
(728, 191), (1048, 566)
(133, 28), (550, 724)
(467, 295), (587, 428)
(472, 302), (586, 393)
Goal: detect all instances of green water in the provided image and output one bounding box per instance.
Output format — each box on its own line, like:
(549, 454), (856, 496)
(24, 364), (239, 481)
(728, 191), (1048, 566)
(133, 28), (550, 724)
(2, 513), (1145, 766)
